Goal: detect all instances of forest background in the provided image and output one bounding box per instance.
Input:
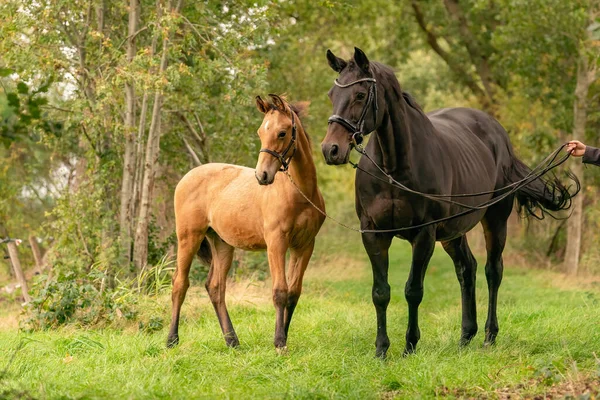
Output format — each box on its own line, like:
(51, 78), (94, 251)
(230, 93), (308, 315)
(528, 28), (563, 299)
(1, 0), (600, 329)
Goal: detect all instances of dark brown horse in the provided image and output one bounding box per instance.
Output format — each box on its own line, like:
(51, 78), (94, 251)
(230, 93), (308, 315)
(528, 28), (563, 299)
(167, 95), (325, 351)
(321, 48), (579, 358)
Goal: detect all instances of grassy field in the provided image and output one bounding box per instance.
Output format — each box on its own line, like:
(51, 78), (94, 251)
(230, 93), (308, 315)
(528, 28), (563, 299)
(1, 238), (600, 399)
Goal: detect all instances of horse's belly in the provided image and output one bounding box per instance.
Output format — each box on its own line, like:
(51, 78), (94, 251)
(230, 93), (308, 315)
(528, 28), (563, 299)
(362, 197), (414, 229)
(435, 209), (487, 241)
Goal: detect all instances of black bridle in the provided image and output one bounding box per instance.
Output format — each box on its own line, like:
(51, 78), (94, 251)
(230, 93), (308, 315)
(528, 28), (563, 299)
(327, 77), (378, 146)
(259, 111), (297, 172)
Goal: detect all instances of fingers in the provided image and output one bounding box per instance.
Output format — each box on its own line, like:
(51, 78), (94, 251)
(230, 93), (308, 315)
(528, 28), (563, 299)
(565, 140), (586, 157)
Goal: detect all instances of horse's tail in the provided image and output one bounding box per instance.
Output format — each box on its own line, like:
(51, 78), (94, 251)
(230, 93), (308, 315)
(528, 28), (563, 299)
(196, 237), (213, 266)
(507, 153), (580, 219)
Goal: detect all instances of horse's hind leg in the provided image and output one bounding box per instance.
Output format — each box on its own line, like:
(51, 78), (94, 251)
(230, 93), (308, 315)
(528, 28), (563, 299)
(481, 201), (511, 345)
(404, 227), (436, 356)
(205, 233), (239, 347)
(442, 235), (478, 346)
(167, 230), (204, 347)
(284, 240), (315, 339)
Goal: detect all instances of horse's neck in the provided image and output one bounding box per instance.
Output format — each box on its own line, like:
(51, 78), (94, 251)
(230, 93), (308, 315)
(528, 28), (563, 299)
(369, 91), (435, 178)
(288, 126), (318, 198)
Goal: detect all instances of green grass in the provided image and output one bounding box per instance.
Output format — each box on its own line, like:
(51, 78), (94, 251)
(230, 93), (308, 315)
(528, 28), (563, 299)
(1, 240), (600, 399)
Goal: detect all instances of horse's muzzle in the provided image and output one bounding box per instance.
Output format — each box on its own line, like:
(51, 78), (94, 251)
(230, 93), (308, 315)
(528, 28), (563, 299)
(322, 142), (350, 165)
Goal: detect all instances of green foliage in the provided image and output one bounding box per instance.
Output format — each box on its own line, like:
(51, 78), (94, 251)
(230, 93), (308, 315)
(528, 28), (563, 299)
(21, 269), (137, 331)
(135, 254), (175, 297)
(231, 251), (270, 280)
(138, 316), (165, 334)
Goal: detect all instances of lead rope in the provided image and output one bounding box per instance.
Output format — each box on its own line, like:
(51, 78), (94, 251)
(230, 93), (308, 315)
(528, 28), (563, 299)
(284, 171), (363, 233)
(284, 144), (573, 234)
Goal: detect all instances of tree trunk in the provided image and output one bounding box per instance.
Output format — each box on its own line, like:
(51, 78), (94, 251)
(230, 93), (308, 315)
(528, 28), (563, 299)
(119, 0), (139, 263)
(28, 235), (44, 271)
(6, 240), (31, 303)
(133, 0), (183, 270)
(564, 52), (591, 276)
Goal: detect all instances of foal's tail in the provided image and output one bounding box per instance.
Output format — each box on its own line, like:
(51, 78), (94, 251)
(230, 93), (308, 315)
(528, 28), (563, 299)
(197, 238), (213, 266)
(507, 153), (580, 219)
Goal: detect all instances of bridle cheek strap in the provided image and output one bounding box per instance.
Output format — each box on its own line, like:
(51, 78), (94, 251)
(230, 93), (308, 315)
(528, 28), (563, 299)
(259, 112), (297, 172)
(327, 77), (378, 145)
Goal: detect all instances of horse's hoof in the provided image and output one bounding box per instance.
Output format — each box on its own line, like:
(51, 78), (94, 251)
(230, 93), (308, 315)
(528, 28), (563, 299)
(276, 346), (288, 356)
(402, 346), (416, 357)
(483, 339), (496, 348)
(225, 336), (240, 348)
(166, 336), (179, 348)
(459, 337), (474, 347)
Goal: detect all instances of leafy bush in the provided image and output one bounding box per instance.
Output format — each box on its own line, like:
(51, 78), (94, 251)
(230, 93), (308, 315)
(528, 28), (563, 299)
(21, 268), (137, 331)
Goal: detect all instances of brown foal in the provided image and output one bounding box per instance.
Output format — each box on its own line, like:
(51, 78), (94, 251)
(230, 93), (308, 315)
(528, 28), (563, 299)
(167, 94), (325, 351)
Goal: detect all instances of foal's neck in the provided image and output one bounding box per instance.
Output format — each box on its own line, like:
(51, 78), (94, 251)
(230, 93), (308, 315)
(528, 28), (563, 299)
(287, 123), (318, 198)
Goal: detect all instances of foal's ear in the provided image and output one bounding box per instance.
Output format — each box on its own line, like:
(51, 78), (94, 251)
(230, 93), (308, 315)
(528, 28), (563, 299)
(353, 47), (370, 74)
(255, 95), (270, 114)
(327, 49), (347, 73)
(268, 93), (288, 114)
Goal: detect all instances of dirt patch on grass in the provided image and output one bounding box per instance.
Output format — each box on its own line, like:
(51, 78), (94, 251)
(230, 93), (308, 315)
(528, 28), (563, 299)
(382, 377), (600, 399)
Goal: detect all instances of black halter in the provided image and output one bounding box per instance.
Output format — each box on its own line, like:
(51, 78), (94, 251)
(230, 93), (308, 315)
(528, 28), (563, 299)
(259, 111), (297, 172)
(327, 77), (378, 145)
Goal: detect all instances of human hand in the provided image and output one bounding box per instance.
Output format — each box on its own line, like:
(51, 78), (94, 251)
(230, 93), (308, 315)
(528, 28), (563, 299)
(566, 140), (586, 157)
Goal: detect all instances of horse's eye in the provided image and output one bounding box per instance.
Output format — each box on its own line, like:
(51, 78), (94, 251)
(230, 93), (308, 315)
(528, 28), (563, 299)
(356, 92), (366, 100)
(278, 130), (286, 138)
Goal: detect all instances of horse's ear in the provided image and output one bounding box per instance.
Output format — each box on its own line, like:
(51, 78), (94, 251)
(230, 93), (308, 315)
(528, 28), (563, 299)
(327, 49), (347, 73)
(353, 47), (370, 74)
(256, 95), (269, 114)
(268, 93), (287, 114)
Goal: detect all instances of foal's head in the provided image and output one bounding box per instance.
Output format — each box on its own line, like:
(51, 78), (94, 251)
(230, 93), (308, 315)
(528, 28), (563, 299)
(322, 47), (383, 165)
(254, 94), (306, 185)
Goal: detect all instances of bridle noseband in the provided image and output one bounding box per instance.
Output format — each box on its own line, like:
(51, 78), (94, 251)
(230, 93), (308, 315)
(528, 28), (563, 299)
(327, 77), (378, 146)
(259, 111), (297, 172)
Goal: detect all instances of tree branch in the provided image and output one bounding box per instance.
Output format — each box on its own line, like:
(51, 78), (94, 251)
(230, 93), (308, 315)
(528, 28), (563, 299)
(443, 0), (500, 99)
(411, 1), (489, 107)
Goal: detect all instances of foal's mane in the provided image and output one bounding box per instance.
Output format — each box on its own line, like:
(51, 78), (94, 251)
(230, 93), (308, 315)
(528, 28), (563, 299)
(264, 95), (312, 145)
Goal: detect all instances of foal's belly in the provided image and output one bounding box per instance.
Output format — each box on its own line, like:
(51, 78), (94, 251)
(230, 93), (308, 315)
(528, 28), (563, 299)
(206, 171), (268, 251)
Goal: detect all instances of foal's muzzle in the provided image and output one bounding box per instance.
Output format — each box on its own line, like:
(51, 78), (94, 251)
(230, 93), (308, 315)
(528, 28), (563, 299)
(255, 169), (275, 185)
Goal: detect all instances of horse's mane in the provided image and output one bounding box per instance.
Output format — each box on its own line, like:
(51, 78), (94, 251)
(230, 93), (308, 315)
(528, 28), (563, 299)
(362, 61), (425, 114)
(264, 95), (312, 145)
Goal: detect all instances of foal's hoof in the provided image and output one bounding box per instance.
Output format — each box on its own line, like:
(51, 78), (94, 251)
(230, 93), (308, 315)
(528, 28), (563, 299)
(166, 335), (179, 348)
(276, 346), (288, 356)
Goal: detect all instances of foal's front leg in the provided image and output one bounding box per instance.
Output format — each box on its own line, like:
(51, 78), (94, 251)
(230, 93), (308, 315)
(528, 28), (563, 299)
(404, 227), (436, 355)
(284, 240), (315, 337)
(266, 235), (289, 350)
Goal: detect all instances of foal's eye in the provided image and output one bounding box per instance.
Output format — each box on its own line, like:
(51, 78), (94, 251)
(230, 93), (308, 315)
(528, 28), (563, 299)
(278, 130), (286, 138)
(356, 92), (366, 100)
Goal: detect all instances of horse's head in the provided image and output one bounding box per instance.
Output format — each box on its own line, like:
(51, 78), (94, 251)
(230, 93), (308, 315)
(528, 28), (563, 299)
(322, 47), (382, 165)
(254, 94), (299, 185)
